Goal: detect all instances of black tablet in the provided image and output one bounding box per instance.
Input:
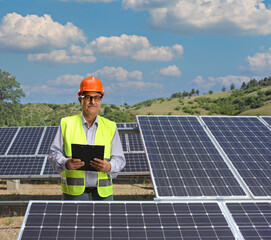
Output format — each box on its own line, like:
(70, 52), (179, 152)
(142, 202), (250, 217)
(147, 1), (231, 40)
(71, 144), (105, 171)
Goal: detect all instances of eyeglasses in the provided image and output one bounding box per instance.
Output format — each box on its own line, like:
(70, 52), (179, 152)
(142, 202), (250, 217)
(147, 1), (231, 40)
(80, 95), (102, 102)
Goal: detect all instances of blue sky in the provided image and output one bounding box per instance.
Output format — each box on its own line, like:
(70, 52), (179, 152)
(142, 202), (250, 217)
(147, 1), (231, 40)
(1, 0), (271, 105)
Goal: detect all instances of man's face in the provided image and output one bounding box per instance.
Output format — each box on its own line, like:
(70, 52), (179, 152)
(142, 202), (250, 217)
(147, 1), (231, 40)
(78, 91), (102, 117)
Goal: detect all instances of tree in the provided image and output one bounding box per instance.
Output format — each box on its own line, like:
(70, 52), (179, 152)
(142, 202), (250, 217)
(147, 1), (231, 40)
(222, 86), (226, 92)
(241, 81), (246, 89)
(208, 90), (213, 94)
(0, 69), (25, 126)
(196, 90), (199, 95)
(0, 69), (25, 103)
(230, 83), (235, 91)
(182, 91), (189, 97)
(190, 88), (195, 96)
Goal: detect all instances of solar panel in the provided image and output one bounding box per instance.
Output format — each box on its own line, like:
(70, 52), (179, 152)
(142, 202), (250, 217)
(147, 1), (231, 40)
(261, 116), (271, 126)
(42, 157), (59, 175)
(137, 116), (246, 198)
(7, 127), (44, 155)
(119, 133), (128, 152)
(0, 123), (149, 177)
(128, 133), (144, 151)
(126, 122), (138, 128)
(116, 123), (125, 128)
(18, 201), (236, 240)
(38, 126), (59, 154)
(201, 116), (271, 197)
(0, 127), (18, 155)
(227, 201), (271, 240)
(123, 153), (149, 173)
(0, 156), (46, 176)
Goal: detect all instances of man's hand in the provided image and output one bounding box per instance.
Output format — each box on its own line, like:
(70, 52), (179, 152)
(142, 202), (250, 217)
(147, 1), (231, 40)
(90, 158), (111, 172)
(66, 158), (85, 170)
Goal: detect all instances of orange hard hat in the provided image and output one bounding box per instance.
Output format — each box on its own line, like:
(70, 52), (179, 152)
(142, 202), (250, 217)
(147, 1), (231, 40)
(78, 76), (104, 97)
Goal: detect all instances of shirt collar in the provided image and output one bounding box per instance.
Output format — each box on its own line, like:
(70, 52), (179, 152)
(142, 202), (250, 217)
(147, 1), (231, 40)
(81, 112), (98, 128)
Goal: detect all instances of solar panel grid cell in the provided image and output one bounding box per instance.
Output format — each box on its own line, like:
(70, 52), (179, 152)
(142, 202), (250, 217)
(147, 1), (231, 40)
(43, 158), (58, 175)
(116, 123), (125, 128)
(123, 153), (149, 173)
(138, 116), (246, 198)
(201, 116), (271, 197)
(126, 122), (138, 128)
(119, 133), (127, 152)
(0, 127), (18, 155)
(127, 133), (144, 151)
(7, 127), (44, 155)
(19, 201), (236, 240)
(227, 202), (271, 240)
(0, 156), (45, 175)
(38, 126), (59, 154)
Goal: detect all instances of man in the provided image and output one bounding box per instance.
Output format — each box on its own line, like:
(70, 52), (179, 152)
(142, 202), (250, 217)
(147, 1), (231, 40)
(49, 76), (126, 200)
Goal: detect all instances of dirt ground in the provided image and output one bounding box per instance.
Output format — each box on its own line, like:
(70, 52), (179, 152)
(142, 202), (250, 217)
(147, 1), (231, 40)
(0, 178), (155, 240)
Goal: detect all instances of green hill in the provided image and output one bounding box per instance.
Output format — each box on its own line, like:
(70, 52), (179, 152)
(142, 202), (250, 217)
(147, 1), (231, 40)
(15, 85), (270, 126)
(0, 83), (270, 127)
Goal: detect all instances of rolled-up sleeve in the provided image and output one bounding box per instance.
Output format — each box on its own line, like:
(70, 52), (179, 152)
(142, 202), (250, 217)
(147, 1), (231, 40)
(107, 129), (126, 178)
(48, 126), (69, 173)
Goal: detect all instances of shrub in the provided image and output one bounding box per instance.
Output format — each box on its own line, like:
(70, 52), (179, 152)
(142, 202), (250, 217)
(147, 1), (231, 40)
(182, 106), (194, 115)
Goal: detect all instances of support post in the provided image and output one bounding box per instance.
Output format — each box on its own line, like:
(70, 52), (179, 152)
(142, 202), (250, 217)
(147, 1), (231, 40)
(6, 180), (20, 190)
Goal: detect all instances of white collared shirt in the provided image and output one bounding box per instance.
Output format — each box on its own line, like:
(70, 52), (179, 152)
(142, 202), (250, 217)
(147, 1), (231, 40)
(49, 113), (126, 187)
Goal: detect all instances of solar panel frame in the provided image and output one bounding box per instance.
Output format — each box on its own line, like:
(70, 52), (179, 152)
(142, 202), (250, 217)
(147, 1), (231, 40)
(137, 115), (248, 200)
(261, 116), (271, 127)
(18, 200), (237, 240)
(200, 116), (271, 198)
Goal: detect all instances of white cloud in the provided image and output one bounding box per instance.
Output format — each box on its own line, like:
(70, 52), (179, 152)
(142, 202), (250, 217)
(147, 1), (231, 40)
(160, 65), (181, 77)
(48, 74), (84, 86)
(22, 68), (163, 103)
(89, 66), (142, 81)
(0, 12), (86, 50)
(247, 48), (271, 73)
(122, 0), (271, 35)
(191, 75), (251, 90)
(107, 80), (163, 96)
(122, 0), (178, 10)
(88, 34), (183, 61)
(28, 45), (96, 63)
(28, 34), (183, 64)
(87, 65), (162, 95)
(22, 84), (74, 96)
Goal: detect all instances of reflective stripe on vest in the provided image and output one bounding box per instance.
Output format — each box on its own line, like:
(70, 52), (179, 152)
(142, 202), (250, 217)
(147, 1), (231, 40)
(61, 176), (84, 186)
(60, 114), (116, 197)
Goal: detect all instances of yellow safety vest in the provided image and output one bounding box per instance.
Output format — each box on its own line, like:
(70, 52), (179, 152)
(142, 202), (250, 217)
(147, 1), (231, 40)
(60, 114), (116, 197)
